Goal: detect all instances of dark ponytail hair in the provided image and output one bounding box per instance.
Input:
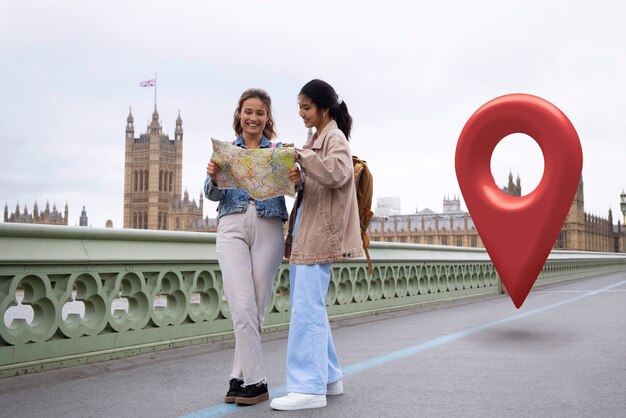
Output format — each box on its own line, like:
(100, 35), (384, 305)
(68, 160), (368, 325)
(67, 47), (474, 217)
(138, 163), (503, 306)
(299, 79), (352, 139)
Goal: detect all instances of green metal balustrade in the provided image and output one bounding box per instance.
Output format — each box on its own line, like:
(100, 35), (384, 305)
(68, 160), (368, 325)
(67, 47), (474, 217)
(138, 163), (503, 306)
(1, 223), (625, 378)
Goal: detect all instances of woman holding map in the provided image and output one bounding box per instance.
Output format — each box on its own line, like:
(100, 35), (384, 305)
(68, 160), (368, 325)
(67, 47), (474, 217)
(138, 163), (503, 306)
(270, 79), (363, 411)
(204, 88), (288, 406)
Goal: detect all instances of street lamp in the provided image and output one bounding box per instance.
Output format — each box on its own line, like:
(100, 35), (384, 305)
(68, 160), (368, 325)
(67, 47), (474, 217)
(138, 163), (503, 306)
(621, 190), (626, 253)
(621, 190), (626, 225)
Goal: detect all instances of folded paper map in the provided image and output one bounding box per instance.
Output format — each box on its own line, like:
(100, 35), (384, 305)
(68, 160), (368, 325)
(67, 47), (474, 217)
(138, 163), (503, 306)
(211, 138), (296, 200)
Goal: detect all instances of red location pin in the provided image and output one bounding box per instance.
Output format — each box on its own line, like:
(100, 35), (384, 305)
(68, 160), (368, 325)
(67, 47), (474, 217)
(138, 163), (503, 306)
(455, 94), (583, 308)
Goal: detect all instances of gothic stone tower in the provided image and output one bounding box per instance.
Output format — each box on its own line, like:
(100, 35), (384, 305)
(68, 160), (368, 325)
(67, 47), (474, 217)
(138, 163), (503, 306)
(123, 107), (183, 229)
(560, 177), (586, 250)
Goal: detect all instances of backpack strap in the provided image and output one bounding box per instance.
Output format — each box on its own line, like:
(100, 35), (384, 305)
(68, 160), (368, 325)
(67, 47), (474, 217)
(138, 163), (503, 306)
(362, 231), (373, 273)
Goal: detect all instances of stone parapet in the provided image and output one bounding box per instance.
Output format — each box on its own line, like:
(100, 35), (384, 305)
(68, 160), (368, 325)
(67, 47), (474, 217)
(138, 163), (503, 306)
(1, 223), (625, 378)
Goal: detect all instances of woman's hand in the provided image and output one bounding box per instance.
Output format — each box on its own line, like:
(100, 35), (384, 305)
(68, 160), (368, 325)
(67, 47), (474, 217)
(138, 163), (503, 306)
(289, 165), (302, 186)
(207, 157), (220, 184)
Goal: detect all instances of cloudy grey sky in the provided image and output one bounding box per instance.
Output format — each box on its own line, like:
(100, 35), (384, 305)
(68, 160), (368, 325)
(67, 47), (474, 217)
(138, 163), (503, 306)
(1, 0), (625, 228)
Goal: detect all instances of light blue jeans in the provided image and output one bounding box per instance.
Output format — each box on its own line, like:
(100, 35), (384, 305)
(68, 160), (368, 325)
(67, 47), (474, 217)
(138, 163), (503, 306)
(286, 208), (342, 394)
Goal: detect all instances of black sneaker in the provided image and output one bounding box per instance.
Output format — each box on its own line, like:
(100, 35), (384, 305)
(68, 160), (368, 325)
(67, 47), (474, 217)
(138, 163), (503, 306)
(235, 382), (269, 405)
(224, 378), (244, 403)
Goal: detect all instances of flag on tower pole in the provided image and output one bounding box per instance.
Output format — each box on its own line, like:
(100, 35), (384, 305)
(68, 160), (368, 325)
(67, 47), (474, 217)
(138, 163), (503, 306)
(139, 74), (158, 109)
(139, 79), (156, 87)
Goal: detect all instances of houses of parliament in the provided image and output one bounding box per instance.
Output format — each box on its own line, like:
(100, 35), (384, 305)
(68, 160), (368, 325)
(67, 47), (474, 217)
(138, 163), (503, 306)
(369, 173), (624, 253)
(4, 107), (217, 232)
(123, 106), (216, 232)
(4, 201), (71, 225)
(3, 105), (624, 252)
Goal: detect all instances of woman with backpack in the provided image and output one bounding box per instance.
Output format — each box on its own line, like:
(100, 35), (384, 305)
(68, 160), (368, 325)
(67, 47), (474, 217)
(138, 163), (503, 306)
(205, 88), (288, 406)
(270, 79), (363, 411)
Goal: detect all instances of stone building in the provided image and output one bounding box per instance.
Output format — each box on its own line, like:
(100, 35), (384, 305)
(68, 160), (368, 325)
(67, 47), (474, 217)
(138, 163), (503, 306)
(499, 173), (617, 251)
(123, 107), (215, 232)
(501, 172), (522, 196)
(4, 201), (68, 225)
(79, 206), (89, 226)
(369, 196), (483, 247)
(369, 174), (622, 252)
(168, 190), (218, 232)
(555, 178), (616, 252)
(375, 197), (401, 218)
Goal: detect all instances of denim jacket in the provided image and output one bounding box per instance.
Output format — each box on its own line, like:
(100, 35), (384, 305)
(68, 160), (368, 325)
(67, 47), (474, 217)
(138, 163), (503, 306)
(204, 135), (289, 221)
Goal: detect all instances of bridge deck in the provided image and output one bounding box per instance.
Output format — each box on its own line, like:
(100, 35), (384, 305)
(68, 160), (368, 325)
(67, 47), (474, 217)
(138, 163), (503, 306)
(1, 272), (625, 418)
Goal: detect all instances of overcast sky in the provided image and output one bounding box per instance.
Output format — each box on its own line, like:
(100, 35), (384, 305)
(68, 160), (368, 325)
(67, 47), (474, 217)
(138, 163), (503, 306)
(1, 1), (625, 228)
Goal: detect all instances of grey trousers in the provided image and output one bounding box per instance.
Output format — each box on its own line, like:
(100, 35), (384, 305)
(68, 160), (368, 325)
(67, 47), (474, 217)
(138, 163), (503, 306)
(216, 202), (285, 385)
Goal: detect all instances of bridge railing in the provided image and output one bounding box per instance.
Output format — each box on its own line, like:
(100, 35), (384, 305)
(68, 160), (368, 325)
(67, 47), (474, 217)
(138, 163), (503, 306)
(1, 223), (625, 378)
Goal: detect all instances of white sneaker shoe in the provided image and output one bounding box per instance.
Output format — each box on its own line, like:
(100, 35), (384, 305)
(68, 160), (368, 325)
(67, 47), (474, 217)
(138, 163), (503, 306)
(327, 380), (343, 395)
(270, 392), (327, 410)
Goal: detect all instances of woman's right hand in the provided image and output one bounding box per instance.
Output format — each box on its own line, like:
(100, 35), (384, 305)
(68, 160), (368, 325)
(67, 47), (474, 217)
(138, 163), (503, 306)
(207, 157), (220, 184)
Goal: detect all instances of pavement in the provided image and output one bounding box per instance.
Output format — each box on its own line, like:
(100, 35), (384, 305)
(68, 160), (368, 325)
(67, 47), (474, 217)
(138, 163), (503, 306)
(1, 271), (625, 418)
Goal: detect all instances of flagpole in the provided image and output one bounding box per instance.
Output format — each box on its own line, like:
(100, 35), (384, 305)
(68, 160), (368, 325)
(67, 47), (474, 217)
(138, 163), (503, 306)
(154, 73), (157, 110)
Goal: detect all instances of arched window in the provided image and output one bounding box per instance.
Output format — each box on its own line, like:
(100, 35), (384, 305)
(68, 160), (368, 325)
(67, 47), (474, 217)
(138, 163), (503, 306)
(159, 171), (163, 192)
(169, 171), (173, 192)
(137, 212), (142, 229)
(144, 211), (148, 229)
(133, 212), (137, 228)
(139, 171), (143, 191)
(144, 170), (149, 191)
(176, 217), (181, 230)
(163, 172), (168, 192)
(133, 171), (138, 192)
(158, 212), (162, 229)
(556, 231), (567, 249)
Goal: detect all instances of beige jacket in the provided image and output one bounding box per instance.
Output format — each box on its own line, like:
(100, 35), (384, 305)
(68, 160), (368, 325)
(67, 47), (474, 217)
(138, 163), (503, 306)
(285, 120), (364, 264)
